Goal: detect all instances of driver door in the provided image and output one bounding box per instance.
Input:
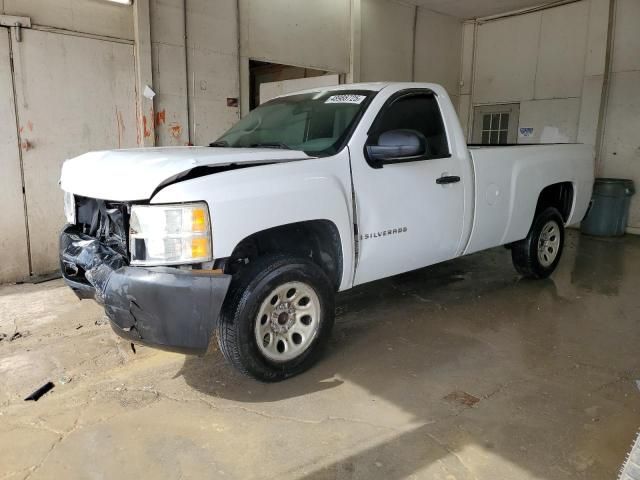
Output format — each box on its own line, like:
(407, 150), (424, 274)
(350, 89), (467, 285)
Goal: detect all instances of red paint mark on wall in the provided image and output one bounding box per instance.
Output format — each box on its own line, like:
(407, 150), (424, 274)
(143, 115), (152, 138)
(21, 139), (33, 151)
(168, 123), (183, 139)
(27, 120), (34, 132)
(155, 109), (166, 126)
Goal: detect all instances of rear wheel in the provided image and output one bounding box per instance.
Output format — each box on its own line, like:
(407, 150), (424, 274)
(511, 207), (565, 279)
(217, 254), (335, 382)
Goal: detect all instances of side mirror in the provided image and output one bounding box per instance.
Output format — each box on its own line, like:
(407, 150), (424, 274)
(366, 129), (427, 165)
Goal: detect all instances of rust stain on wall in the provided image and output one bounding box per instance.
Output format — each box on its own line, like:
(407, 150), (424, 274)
(143, 115), (152, 138)
(168, 123), (183, 139)
(155, 110), (166, 126)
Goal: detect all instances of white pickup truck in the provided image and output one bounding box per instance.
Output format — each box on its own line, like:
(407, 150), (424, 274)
(59, 82), (594, 381)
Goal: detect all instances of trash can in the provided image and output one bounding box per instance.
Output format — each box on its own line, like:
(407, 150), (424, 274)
(581, 178), (635, 236)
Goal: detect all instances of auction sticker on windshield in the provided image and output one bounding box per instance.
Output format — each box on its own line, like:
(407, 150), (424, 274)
(325, 94), (367, 104)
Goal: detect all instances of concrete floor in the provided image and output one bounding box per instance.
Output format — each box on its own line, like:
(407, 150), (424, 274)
(1, 230), (639, 479)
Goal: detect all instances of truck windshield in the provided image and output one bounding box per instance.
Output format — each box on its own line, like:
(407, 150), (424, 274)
(213, 90), (376, 156)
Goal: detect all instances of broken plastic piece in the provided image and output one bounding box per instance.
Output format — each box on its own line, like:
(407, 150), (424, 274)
(24, 382), (55, 401)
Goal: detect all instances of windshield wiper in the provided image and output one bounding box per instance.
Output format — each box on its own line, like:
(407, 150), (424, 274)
(209, 140), (230, 147)
(249, 142), (291, 150)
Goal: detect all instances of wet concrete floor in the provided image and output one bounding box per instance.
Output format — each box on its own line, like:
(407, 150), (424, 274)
(1, 230), (639, 479)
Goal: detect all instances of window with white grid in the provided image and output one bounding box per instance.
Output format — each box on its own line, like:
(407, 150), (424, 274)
(481, 112), (510, 145)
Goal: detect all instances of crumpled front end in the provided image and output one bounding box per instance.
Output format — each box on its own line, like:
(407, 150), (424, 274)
(59, 198), (231, 354)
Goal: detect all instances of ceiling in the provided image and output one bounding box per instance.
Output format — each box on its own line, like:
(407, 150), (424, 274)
(404, 0), (550, 19)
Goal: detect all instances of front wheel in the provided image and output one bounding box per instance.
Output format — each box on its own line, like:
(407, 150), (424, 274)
(511, 207), (565, 279)
(217, 254), (335, 382)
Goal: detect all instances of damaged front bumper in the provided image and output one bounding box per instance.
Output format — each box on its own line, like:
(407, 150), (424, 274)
(59, 225), (231, 354)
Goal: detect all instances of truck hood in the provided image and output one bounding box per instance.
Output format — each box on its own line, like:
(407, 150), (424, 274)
(60, 146), (313, 201)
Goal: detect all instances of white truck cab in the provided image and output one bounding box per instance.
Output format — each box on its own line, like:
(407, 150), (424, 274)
(60, 82), (594, 381)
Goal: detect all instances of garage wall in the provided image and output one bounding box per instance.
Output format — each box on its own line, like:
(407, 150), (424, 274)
(600, 0), (640, 230)
(152, 0), (353, 145)
(1, 0), (134, 40)
(460, 0), (608, 145)
(239, 0), (351, 74)
(413, 7), (462, 105)
(360, 0), (462, 100)
(360, 0), (414, 82)
(150, 0), (240, 146)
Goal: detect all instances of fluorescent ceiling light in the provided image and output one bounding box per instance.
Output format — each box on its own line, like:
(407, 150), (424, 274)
(104, 0), (132, 5)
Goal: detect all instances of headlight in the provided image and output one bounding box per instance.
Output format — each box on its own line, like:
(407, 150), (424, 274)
(63, 191), (76, 224)
(129, 203), (212, 266)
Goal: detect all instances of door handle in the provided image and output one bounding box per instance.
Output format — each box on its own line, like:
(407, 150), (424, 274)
(436, 175), (460, 185)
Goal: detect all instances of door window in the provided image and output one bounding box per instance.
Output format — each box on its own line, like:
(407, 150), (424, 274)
(368, 92), (450, 159)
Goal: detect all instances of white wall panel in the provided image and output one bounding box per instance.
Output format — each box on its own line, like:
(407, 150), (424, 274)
(360, 0), (414, 82)
(188, 46), (240, 144)
(611, 0), (640, 73)
(459, 22), (475, 95)
(577, 74), (603, 145)
(240, 0), (350, 73)
(534, 1), (588, 99)
(413, 8), (462, 97)
(584, 0), (609, 76)
(473, 13), (541, 103)
(3, 0), (134, 40)
(601, 70), (640, 228)
(518, 98), (581, 144)
(600, 0), (640, 228)
(150, 0), (240, 146)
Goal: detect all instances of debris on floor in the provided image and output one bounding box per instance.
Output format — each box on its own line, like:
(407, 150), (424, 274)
(24, 382), (55, 402)
(10, 331), (27, 342)
(59, 376), (72, 385)
(0, 333), (6, 342)
(95, 316), (108, 326)
(444, 390), (480, 407)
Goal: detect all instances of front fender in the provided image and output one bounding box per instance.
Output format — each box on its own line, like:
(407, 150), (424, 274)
(151, 153), (355, 290)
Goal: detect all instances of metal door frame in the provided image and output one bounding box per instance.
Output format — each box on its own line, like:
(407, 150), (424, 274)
(2, 23), (33, 275)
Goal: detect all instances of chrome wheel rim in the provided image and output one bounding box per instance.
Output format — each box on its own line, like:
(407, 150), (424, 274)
(537, 220), (561, 267)
(254, 281), (321, 362)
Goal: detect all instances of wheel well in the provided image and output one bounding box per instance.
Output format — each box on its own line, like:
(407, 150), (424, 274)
(536, 182), (574, 222)
(223, 220), (343, 290)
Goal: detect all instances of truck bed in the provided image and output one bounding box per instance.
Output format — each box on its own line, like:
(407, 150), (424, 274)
(463, 143), (594, 255)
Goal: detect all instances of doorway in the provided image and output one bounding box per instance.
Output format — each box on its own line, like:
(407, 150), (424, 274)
(249, 60), (339, 110)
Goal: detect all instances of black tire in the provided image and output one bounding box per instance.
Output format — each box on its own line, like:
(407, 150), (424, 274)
(217, 254), (335, 382)
(511, 207), (565, 279)
(620, 431), (640, 480)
